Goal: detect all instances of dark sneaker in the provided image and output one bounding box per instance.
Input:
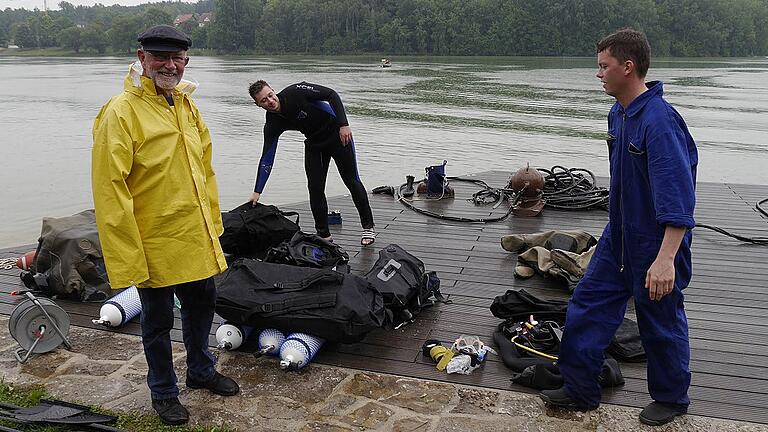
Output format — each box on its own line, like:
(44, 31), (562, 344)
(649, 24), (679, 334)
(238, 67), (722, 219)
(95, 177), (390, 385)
(540, 387), (598, 411)
(151, 397), (189, 425)
(639, 401), (687, 426)
(186, 371), (240, 396)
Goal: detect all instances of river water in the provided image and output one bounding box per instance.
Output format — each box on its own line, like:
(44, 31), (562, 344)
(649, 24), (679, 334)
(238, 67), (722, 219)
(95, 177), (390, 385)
(1, 55), (766, 246)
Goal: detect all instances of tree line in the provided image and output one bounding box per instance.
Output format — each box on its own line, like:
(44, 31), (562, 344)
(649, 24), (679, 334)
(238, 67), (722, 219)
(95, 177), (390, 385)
(2, 0), (767, 56)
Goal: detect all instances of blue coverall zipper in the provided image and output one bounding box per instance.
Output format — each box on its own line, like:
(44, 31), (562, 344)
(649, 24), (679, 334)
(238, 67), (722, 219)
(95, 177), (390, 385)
(619, 113), (626, 273)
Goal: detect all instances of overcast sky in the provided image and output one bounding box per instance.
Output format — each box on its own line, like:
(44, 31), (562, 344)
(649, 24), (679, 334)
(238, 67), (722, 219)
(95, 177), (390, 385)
(1, 0), (194, 10)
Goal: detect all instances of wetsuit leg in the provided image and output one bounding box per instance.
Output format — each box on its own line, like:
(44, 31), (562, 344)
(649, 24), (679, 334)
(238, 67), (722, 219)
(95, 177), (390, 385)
(633, 279), (691, 408)
(558, 237), (631, 407)
(304, 144), (333, 238)
(330, 140), (374, 229)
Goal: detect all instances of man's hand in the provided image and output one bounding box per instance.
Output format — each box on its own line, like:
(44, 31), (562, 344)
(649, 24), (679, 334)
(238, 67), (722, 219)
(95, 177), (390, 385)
(339, 126), (353, 146)
(645, 225), (686, 301)
(645, 256), (675, 301)
(249, 192), (261, 206)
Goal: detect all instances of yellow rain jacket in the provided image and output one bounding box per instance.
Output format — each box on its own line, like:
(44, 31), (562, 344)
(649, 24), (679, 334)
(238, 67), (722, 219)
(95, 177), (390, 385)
(92, 64), (227, 289)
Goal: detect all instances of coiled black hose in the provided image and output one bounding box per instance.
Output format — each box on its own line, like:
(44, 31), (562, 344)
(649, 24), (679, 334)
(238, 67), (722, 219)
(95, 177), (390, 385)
(538, 166), (609, 211)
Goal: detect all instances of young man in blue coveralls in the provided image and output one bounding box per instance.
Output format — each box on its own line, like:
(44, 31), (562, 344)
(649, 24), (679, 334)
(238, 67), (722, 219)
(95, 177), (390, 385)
(540, 29), (698, 427)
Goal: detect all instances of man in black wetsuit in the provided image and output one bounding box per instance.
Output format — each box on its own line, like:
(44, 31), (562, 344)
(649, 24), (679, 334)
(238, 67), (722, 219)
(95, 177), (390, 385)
(248, 80), (376, 245)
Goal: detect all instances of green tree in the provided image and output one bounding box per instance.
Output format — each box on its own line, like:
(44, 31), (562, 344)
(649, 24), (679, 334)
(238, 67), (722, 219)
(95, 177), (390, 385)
(11, 22), (35, 48)
(108, 14), (141, 53)
(58, 25), (82, 52)
(37, 13), (57, 47)
(142, 6), (172, 28)
(191, 25), (210, 49)
(178, 17), (198, 36)
(379, 17), (409, 53)
(81, 23), (107, 53)
(210, 0), (261, 53)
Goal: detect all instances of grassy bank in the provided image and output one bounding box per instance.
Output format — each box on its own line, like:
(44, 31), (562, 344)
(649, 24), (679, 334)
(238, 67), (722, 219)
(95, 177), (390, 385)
(0, 381), (232, 432)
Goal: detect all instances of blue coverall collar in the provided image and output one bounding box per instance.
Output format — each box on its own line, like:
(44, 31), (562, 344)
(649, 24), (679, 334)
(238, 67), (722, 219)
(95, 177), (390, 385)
(623, 81), (663, 117)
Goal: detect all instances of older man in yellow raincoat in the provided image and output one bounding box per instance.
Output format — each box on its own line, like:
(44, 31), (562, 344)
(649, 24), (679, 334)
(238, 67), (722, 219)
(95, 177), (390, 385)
(91, 25), (238, 426)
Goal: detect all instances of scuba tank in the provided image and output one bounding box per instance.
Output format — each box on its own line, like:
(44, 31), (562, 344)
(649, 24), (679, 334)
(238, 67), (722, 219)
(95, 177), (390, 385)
(255, 328), (287, 357)
(215, 322), (254, 351)
(92, 286), (142, 327)
(279, 333), (324, 370)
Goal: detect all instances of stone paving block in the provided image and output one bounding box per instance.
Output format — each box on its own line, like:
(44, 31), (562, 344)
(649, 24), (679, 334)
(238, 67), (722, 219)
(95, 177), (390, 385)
(58, 359), (122, 376)
(345, 373), (455, 414)
(451, 387), (500, 414)
(18, 349), (74, 379)
(44, 374), (135, 405)
(339, 401), (395, 429)
(67, 329), (143, 361)
(256, 395), (309, 420)
(314, 394), (358, 417)
(497, 392), (545, 418)
(391, 416), (432, 432)
(222, 352), (348, 403)
(299, 421), (355, 432)
(436, 415), (528, 431)
(182, 392), (262, 431)
(101, 388), (152, 413)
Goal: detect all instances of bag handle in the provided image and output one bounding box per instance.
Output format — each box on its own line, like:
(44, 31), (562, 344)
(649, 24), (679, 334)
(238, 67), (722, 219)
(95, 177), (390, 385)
(251, 293), (337, 317)
(269, 270), (343, 292)
(280, 210), (300, 226)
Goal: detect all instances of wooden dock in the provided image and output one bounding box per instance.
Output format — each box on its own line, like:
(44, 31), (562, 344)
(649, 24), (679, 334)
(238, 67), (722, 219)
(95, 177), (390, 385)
(2, 170), (767, 424)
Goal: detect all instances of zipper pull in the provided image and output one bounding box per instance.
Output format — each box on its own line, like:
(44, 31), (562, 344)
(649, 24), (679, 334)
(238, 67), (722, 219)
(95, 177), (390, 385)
(619, 265), (624, 273)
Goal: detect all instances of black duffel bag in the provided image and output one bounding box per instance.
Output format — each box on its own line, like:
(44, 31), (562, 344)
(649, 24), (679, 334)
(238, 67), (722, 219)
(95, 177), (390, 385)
(219, 202), (300, 258)
(216, 259), (388, 343)
(264, 231), (349, 270)
(363, 244), (448, 328)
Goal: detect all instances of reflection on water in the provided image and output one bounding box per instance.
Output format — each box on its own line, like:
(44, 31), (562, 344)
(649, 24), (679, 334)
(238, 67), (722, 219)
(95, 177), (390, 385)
(1, 56), (767, 246)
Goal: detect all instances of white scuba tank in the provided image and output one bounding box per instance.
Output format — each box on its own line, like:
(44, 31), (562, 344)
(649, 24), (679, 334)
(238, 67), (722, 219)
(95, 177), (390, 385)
(215, 322), (253, 351)
(256, 328), (287, 357)
(92, 286), (141, 327)
(279, 333), (325, 370)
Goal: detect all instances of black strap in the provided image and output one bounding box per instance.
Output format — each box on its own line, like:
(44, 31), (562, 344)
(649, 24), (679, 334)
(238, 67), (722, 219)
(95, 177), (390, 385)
(252, 292), (337, 317)
(269, 270), (343, 292)
(280, 210), (300, 226)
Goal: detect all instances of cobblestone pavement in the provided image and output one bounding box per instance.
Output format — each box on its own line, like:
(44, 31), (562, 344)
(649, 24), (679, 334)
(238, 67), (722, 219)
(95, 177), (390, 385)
(2, 318), (767, 432)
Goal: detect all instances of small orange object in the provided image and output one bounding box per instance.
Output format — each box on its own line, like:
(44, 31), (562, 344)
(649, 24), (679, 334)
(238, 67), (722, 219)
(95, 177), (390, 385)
(16, 250), (36, 270)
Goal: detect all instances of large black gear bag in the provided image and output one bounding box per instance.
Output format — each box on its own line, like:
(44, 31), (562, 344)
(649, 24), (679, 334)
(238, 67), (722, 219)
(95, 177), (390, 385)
(219, 202), (300, 259)
(215, 259), (387, 343)
(363, 244), (447, 328)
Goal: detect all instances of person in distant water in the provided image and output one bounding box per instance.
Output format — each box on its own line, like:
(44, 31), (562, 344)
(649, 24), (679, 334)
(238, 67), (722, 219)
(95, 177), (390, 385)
(91, 25), (239, 426)
(539, 28), (698, 427)
(248, 80), (376, 245)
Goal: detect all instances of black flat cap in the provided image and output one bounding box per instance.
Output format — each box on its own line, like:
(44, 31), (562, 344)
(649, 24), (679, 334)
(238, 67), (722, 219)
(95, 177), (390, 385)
(137, 25), (191, 52)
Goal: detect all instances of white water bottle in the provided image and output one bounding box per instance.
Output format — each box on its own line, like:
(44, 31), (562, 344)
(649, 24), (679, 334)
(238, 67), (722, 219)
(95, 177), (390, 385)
(279, 333), (325, 370)
(215, 322), (253, 351)
(256, 328), (287, 357)
(92, 286), (141, 327)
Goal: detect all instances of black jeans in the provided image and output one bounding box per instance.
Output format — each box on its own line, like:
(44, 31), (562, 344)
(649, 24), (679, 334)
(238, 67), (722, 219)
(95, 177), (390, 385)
(305, 138), (374, 238)
(137, 277), (217, 400)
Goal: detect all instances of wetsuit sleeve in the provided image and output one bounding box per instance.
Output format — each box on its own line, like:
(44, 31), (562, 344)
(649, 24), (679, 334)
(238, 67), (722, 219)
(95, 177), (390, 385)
(91, 103), (150, 288)
(646, 115), (696, 229)
(297, 82), (349, 126)
(254, 119), (283, 193)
